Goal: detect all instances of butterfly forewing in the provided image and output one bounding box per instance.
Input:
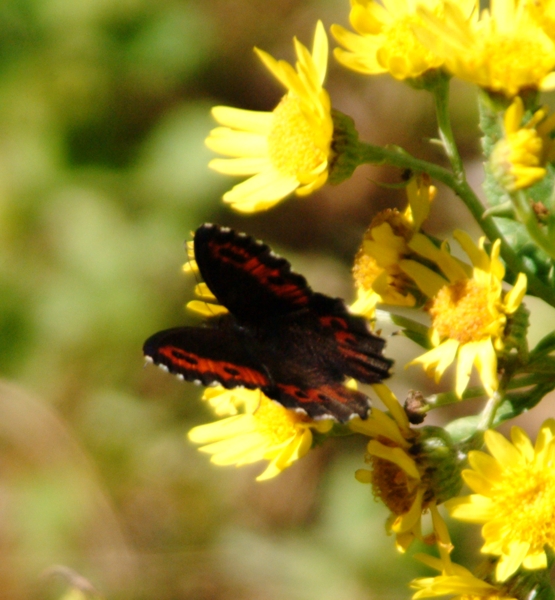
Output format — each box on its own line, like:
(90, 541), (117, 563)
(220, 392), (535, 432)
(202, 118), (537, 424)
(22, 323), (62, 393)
(194, 224), (312, 323)
(144, 324), (271, 390)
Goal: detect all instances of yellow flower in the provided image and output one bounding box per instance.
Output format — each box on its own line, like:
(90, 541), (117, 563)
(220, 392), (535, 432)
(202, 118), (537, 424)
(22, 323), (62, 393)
(401, 231), (527, 398)
(445, 420), (555, 581)
(416, 0), (555, 97)
(351, 175), (435, 318)
(205, 21), (334, 212)
(411, 554), (516, 600)
(351, 384), (460, 551)
(188, 387), (332, 481)
(491, 96), (555, 192)
(331, 0), (459, 80)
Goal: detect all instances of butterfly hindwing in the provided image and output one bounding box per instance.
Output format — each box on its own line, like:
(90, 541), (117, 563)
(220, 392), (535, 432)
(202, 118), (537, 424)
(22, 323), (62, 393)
(310, 293), (393, 383)
(194, 224), (312, 323)
(274, 382), (371, 422)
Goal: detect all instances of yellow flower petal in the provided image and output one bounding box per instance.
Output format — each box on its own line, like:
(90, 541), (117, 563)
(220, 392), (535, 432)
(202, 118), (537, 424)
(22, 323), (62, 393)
(210, 106), (273, 132)
(510, 426), (535, 462)
(391, 487), (425, 533)
(454, 340), (479, 398)
(399, 259), (447, 298)
(350, 409), (410, 447)
(409, 339), (460, 383)
(371, 383), (411, 432)
(208, 157), (271, 176)
(367, 439), (421, 479)
(395, 530), (416, 553)
(355, 468), (373, 484)
(409, 233), (469, 283)
(503, 272), (527, 313)
(461, 470), (494, 496)
(484, 429), (522, 468)
(222, 169), (298, 206)
(496, 540), (530, 581)
(186, 300), (229, 317)
(522, 551), (548, 570)
(472, 338), (499, 397)
(445, 494), (495, 522)
(453, 231), (490, 273)
(206, 129), (268, 157)
(467, 451), (502, 480)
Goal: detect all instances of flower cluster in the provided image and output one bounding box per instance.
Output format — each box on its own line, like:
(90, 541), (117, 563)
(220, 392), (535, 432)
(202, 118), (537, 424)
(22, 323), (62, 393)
(150, 3), (555, 600)
(415, 0), (555, 97)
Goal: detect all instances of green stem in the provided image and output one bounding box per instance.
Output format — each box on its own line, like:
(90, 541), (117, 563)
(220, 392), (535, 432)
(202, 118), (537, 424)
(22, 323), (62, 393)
(354, 141), (555, 306)
(430, 75), (465, 181)
(477, 363), (514, 431)
(512, 190), (555, 260)
(477, 390), (503, 431)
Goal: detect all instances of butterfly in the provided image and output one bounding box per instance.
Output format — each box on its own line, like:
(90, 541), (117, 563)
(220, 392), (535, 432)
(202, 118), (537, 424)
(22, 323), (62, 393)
(143, 224), (393, 422)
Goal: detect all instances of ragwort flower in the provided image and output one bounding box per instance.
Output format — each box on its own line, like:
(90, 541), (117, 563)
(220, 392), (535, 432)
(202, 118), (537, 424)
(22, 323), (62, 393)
(351, 384), (461, 551)
(331, 0), (461, 80)
(491, 96), (555, 192)
(188, 387), (332, 481)
(351, 175), (435, 318)
(401, 231), (527, 398)
(205, 21), (334, 212)
(416, 0), (555, 97)
(445, 421), (555, 581)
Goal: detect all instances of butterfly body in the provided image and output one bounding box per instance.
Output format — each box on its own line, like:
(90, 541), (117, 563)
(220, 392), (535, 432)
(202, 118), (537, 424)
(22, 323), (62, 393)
(144, 224), (393, 422)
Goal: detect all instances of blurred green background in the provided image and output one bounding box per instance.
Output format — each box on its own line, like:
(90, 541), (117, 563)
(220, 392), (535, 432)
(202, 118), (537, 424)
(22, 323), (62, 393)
(0, 0), (553, 599)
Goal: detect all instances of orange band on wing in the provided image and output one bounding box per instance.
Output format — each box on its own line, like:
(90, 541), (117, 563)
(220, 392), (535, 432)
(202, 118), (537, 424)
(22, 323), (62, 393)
(159, 345), (269, 387)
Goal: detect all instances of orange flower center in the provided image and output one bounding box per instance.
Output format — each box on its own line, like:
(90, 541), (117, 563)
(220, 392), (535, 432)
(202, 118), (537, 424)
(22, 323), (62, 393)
(369, 453), (417, 515)
(353, 252), (383, 290)
(429, 279), (498, 344)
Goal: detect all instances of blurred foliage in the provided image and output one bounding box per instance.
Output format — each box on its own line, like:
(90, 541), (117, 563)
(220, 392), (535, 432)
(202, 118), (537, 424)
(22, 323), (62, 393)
(0, 0), (513, 599)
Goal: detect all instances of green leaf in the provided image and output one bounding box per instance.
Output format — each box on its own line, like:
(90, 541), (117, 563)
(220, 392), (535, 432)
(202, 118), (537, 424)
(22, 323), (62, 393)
(530, 330), (555, 358)
(388, 313), (432, 349)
